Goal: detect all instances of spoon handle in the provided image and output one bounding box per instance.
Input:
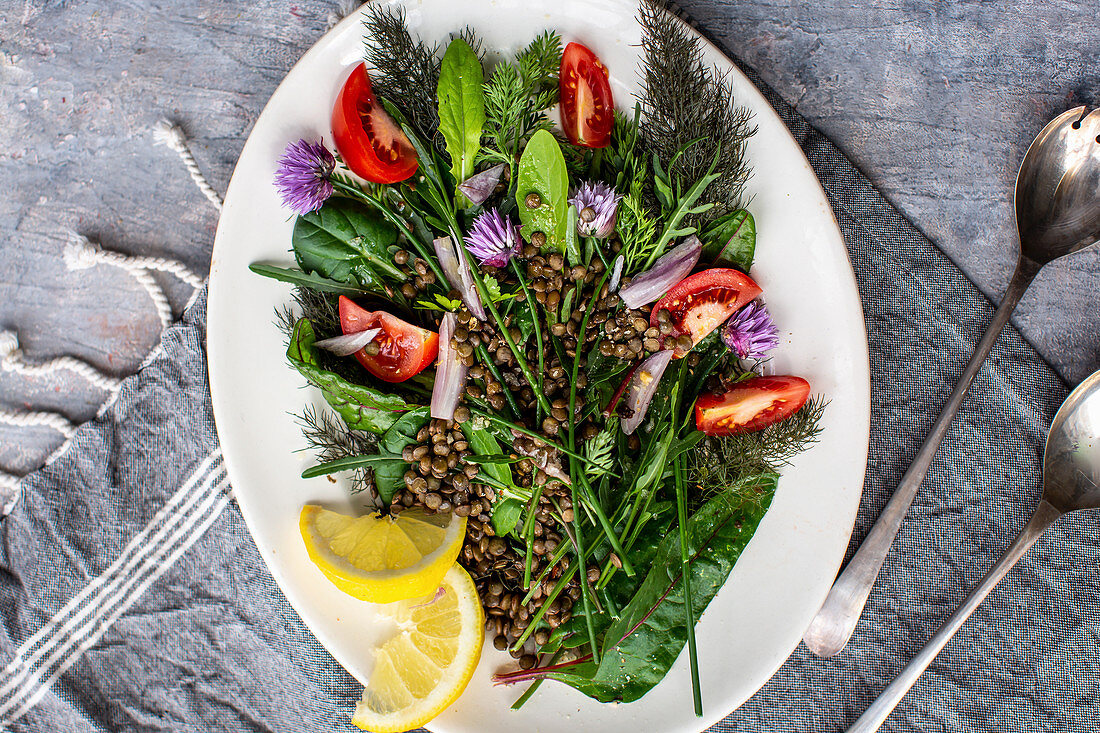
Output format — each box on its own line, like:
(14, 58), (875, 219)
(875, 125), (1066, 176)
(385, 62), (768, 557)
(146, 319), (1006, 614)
(803, 258), (1040, 658)
(847, 500), (1061, 733)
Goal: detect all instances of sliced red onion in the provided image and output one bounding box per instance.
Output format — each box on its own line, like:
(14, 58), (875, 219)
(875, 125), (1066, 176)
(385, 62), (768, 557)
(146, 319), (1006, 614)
(620, 349), (674, 435)
(434, 235), (461, 286)
(431, 312), (468, 421)
(433, 236), (486, 321)
(618, 235), (702, 310)
(608, 254), (624, 293)
(458, 163), (506, 205)
(313, 328), (381, 356)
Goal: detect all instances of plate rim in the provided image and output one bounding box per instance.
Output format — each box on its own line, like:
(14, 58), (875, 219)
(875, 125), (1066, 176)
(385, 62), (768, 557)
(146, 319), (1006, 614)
(207, 1), (871, 730)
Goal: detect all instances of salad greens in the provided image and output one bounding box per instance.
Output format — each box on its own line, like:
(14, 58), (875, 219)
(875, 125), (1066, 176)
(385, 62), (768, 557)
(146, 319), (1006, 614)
(437, 38), (486, 189)
(257, 0), (825, 717)
(515, 129), (571, 251)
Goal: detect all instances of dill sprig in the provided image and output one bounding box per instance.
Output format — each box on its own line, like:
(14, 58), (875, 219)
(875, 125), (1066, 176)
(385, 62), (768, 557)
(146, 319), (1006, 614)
(481, 31), (562, 177)
(362, 6), (443, 147)
(584, 418), (618, 480)
(616, 191), (660, 272)
(637, 0), (756, 221)
(686, 397), (827, 500)
(296, 406), (380, 497)
(276, 286), (340, 341)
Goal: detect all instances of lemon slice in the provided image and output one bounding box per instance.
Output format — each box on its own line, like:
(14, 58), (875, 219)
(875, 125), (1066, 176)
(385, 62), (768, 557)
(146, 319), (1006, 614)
(353, 564), (485, 732)
(300, 505), (466, 603)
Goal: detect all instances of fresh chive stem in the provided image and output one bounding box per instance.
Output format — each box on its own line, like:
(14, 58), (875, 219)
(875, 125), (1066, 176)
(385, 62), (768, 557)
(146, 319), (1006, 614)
(457, 244), (554, 416)
(520, 536), (571, 605)
(510, 646), (565, 710)
(522, 500), (537, 591)
(513, 558), (578, 649)
(575, 473), (633, 576)
(509, 259), (546, 423)
(465, 406), (592, 465)
(675, 453), (702, 715)
(568, 456), (600, 664)
(565, 269), (613, 664)
(475, 343), (521, 419)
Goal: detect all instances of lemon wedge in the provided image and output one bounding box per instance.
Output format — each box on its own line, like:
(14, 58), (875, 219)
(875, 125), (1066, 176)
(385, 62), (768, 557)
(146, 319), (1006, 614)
(299, 505), (466, 603)
(352, 564), (485, 732)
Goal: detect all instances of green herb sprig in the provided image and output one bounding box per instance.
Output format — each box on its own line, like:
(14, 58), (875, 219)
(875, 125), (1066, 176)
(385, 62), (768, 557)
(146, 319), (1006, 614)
(637, 0), (756, 221)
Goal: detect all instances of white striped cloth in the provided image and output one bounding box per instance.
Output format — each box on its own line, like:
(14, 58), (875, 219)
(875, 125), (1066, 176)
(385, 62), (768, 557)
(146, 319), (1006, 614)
(0, 289), (364, 732)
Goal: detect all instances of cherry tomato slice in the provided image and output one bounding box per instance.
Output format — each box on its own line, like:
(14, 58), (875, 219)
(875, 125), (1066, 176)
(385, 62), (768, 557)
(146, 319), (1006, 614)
(650, 268), (763, 357)
(332, 64), (418, 184)
(559, 42), (614, 148)
(694, 376), (811, 436)
(338, 296), (438, 383)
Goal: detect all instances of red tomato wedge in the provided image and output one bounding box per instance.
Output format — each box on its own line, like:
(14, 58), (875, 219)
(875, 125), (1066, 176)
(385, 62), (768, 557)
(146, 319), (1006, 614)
(650, 268), (763, 357)
(559, 42), (614, 148)
(338, 296), (438, 383)
(332, 63), (418, 184)
(695, 376), (811, 436)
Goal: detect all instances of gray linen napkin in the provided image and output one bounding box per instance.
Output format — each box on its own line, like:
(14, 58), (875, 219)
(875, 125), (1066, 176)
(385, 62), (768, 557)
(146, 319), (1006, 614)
(2, 9), (1097, 733)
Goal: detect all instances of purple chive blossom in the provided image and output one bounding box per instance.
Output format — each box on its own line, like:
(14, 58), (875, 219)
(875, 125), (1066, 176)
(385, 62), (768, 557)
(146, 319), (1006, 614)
(722, 300), (780, 360)
(568, 180), (622, 238)
(273, 139), (336, 215)
(465, 208), (521, 267)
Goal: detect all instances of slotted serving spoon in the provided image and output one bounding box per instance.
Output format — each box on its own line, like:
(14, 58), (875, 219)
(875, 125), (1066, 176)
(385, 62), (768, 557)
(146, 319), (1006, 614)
(804, 106), (1100, 659)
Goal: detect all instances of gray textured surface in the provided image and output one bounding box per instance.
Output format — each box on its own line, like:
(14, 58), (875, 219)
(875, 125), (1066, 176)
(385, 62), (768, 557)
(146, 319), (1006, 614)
(1, 0), (1097, 475)
(1, 104), (1094, 733)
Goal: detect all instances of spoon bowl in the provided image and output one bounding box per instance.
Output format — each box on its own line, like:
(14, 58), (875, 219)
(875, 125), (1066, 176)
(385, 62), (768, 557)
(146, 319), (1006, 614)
(1016, 106), (1100, 264)
(1042, 369), (1100, 513)
(847, 369), (1100, 732)
(804, 107), (1100, 659)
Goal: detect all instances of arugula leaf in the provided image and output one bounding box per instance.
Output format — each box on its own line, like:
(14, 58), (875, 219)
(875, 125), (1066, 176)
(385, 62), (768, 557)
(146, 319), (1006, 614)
(292, 198), (402, 290)
(549, 473), (779, 702)
(373, 408), (431, 502)
(645, 147), (722, 267)
(515, 129), (569, 252)
(702, 209), (756, 271)
(300, 453), (406, 479)
(460, 421), (519, 536)
(248, 264), (370, 295)
(437, 38), (486, 190)
(287, 319), (416, 434)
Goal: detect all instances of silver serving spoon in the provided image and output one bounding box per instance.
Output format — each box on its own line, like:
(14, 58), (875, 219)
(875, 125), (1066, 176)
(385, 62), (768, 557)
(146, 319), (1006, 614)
(804, 106), (1100, 658)
(847, 367), (1100, 732)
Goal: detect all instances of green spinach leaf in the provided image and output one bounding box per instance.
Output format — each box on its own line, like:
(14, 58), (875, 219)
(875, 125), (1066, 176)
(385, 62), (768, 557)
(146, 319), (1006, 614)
(702, 209), (755, 271)
(292, 198), (402, 289)
(460, 421), (519, 535)
(515, 129), (569, 253)
(372, 408), (431, 502)
(514, 301), (537, 346)
(437, 38), (486, 189)
(490, 497), (523, 538)
(287, 319), (416, 434)
(550, 473), (779, 702)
